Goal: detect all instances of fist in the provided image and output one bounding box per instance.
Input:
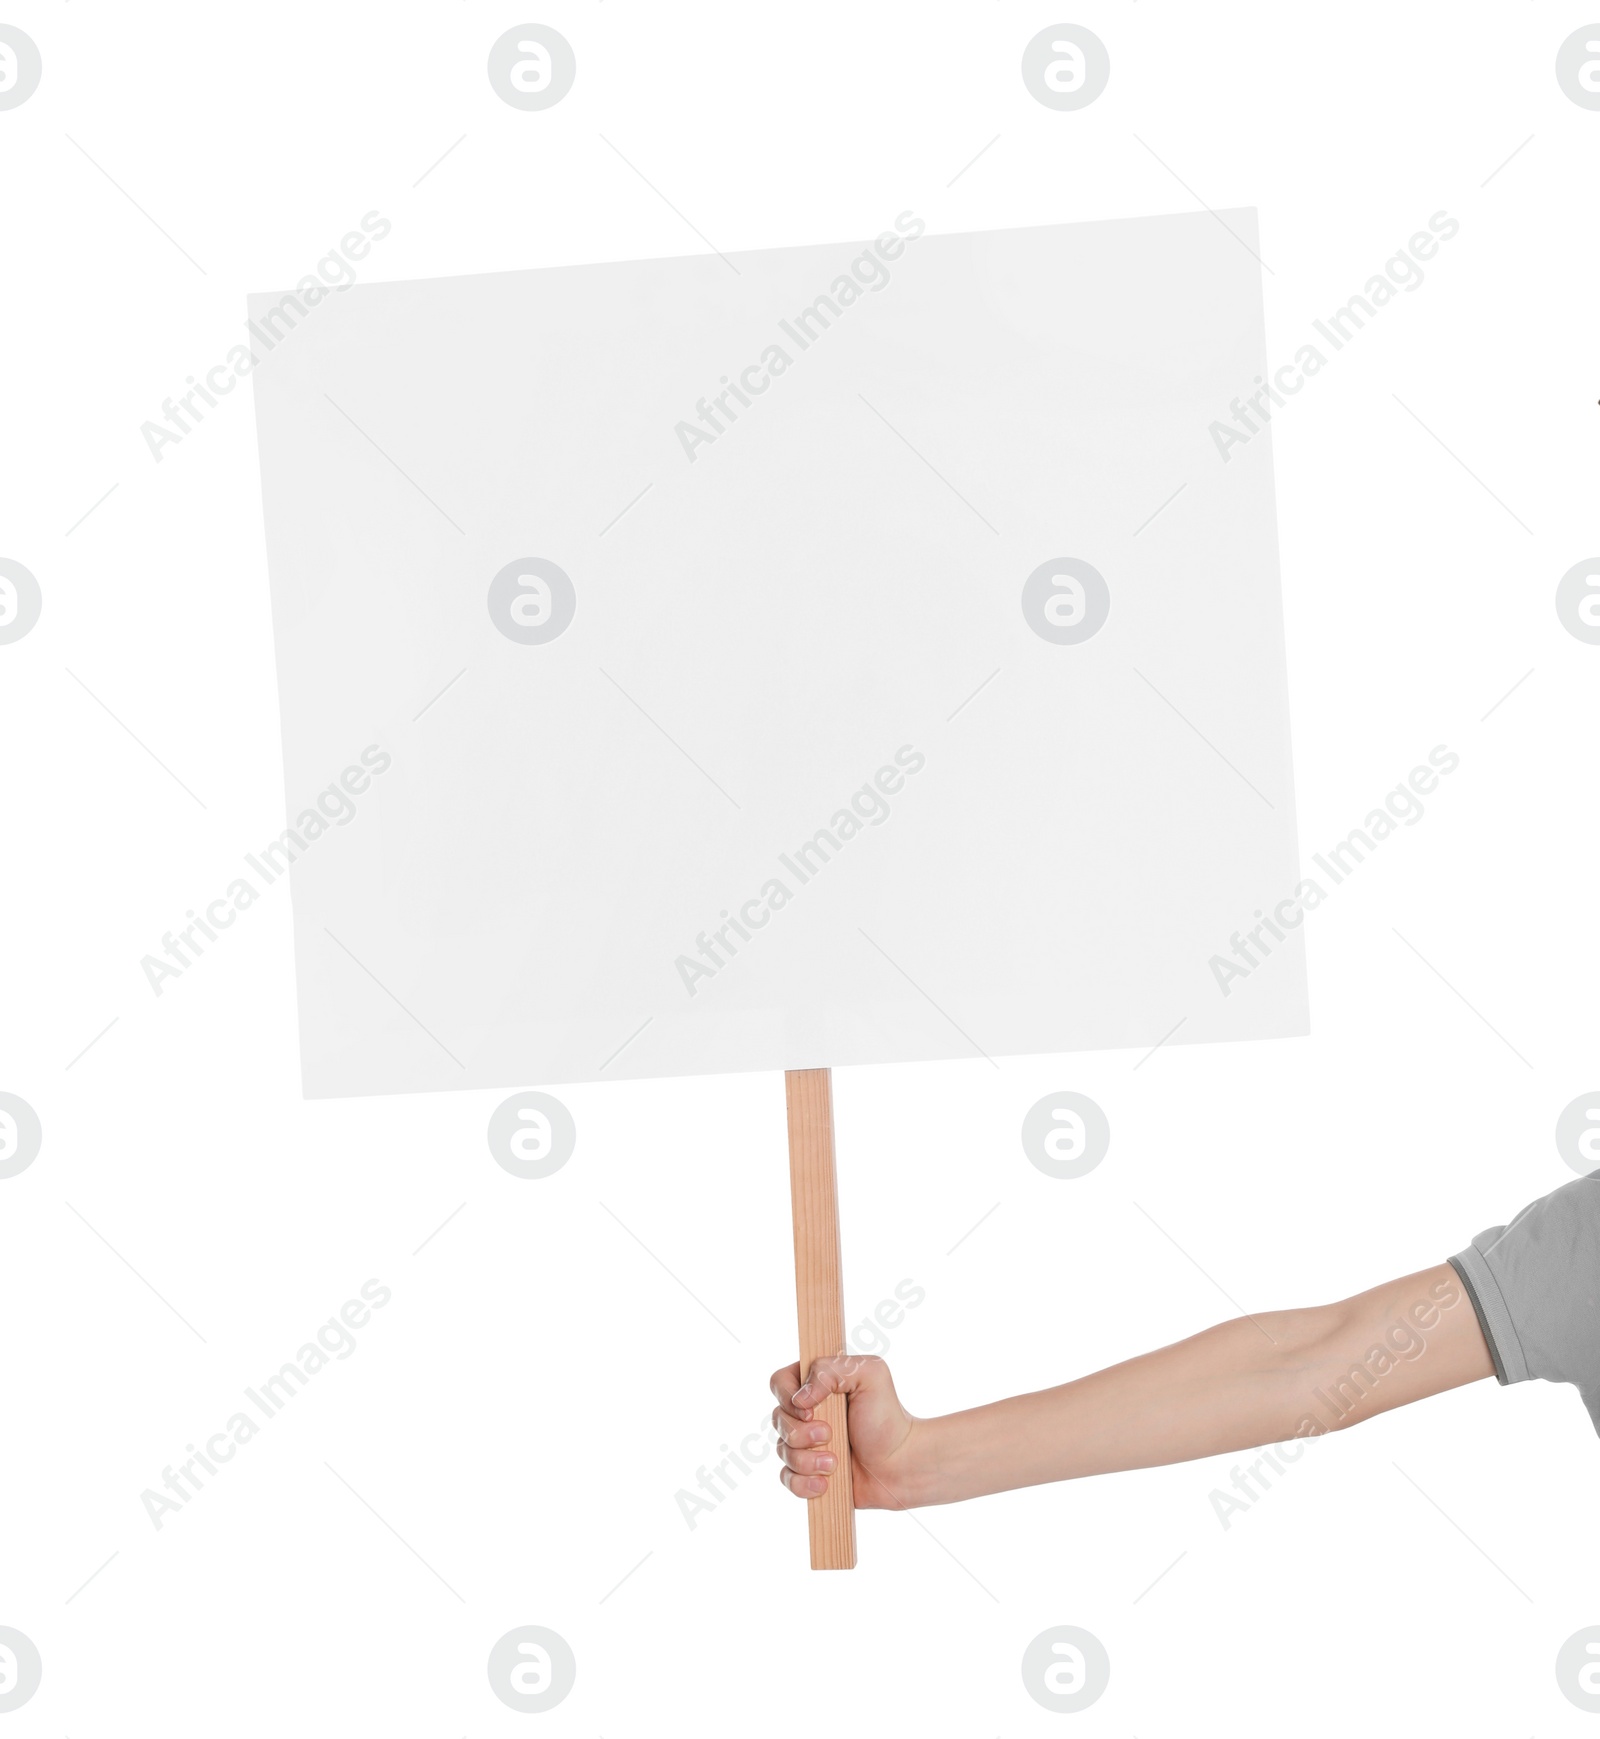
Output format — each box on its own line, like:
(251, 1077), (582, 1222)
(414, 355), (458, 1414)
(768, 1354), (919, 1510)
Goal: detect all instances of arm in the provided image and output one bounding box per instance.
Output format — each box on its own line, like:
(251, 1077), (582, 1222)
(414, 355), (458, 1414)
(769, 1262), (1493, 1510)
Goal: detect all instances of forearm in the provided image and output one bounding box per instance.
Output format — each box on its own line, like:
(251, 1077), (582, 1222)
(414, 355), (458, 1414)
(907, 1318), (1319, 1504)
(892, 1263), (1490, 1507)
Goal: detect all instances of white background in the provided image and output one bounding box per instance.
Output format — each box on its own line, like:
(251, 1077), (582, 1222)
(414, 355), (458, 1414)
(2, 2), (1597, 1732)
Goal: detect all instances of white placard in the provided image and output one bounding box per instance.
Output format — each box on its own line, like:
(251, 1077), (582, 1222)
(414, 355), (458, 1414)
(250, 211), (1305, 1095)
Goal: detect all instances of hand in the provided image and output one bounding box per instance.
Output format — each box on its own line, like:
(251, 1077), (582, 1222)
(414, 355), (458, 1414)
(769, 1354), (921, 1510)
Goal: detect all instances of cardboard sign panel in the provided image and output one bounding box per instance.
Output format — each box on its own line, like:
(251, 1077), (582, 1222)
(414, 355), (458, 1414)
(250, 211), (1305, 1097)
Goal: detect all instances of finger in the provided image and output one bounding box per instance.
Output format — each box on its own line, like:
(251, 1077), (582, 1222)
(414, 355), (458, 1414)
(779, 1464), (829, 1500)
(768, 1363), (807, 1418)
(776, 1438), (839, 1479)
(772, 1408), (833, 1449)
(790, 1365), (839, 1413)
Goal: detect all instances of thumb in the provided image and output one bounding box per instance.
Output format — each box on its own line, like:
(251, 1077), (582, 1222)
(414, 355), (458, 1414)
(793, 1352), (881, 1412)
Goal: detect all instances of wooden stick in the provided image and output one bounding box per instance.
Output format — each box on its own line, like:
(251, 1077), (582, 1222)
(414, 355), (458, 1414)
(784, 1067), (857, 1570)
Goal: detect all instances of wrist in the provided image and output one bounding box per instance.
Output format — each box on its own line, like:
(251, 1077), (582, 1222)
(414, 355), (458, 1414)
(880, 1413), (952, 1509)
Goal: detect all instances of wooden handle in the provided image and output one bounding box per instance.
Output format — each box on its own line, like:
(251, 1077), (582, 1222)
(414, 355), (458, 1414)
(785, 1067), (857, 1570)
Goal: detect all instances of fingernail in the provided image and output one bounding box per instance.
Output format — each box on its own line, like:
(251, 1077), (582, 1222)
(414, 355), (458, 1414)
(817, 1454), (836, 1472)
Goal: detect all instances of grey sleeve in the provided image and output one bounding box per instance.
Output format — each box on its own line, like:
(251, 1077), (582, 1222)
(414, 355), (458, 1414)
(1449, 1171), (1600, 1434)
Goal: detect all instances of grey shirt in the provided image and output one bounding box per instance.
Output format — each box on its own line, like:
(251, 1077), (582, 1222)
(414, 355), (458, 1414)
(1450, 1171), (1600, 1433)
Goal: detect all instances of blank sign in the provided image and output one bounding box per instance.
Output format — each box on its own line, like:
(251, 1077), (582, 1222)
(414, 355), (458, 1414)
(250, 210), (1305, 1096)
